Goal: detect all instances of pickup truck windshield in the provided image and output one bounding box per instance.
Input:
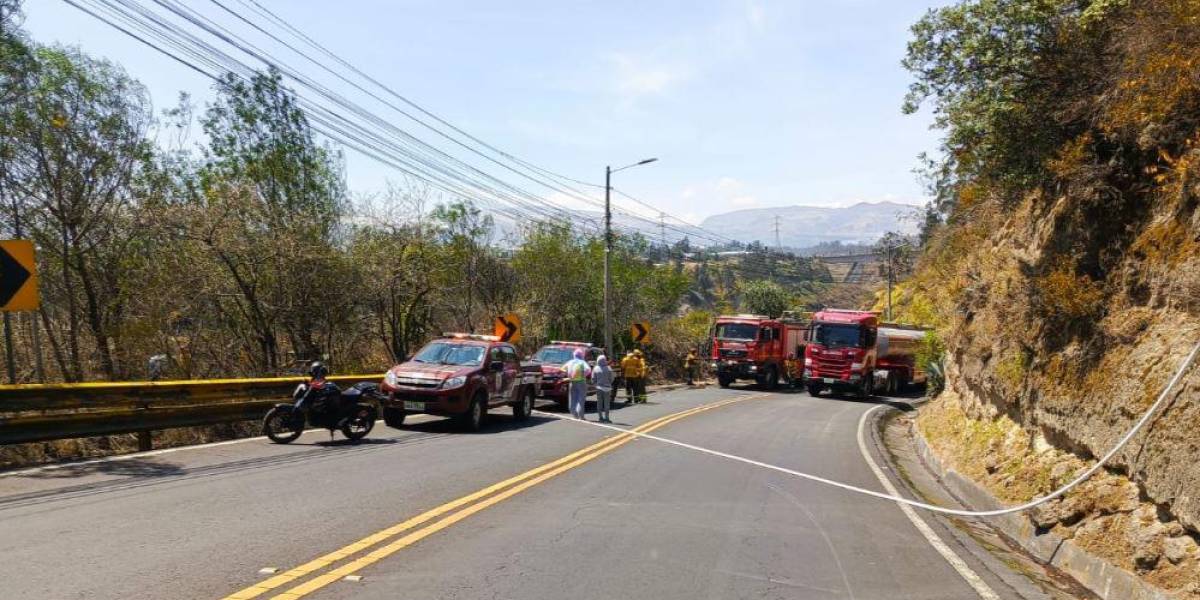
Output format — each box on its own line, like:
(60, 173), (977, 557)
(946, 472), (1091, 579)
(412, 342), (485, 366)
(531, 347), (574, 364)
(715, 323), (758, 341)
(812, 323), (863, 349)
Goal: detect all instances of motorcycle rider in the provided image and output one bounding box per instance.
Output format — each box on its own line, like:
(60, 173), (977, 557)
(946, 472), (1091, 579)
(294, 361), (331, 412)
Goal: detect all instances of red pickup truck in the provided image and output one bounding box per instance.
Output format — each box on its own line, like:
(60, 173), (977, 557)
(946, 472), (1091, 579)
(528, 341), (603, 409)
(380, 333), (542, 431)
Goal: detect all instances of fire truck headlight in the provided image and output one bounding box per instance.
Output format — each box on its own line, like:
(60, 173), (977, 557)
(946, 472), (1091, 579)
(804, 358), (812, 366)
(850, 362), (863, 371)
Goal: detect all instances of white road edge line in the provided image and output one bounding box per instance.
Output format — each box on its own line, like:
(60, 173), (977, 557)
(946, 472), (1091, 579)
(856, 405), (1000, 600)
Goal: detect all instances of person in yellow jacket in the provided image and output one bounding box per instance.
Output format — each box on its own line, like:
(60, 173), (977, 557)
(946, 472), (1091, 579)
(620, 351), (640, 405)
(632, 350), (648, 403)
(684, 349), (698, 385)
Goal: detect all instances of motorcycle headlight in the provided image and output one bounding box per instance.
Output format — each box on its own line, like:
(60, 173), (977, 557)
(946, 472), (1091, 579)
(442, 376), (467, 389)
(385, 371), (398, 386)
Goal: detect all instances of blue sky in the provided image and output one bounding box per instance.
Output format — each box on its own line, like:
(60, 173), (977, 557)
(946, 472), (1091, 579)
(23, 0), (946, 223)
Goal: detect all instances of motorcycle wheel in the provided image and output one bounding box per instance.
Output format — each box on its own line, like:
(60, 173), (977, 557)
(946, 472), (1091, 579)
(341, 404), (377, 441)
(264, 406), (304, 444)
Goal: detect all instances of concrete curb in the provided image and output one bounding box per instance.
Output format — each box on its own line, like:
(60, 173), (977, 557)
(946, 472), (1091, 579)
(904, 419), (1170, 600)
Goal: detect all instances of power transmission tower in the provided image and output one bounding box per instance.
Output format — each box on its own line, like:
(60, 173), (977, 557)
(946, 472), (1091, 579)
(773, 215), (782, 250)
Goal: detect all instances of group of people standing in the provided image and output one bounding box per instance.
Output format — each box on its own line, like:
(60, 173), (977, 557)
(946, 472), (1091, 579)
(561, 347), (704, 422)
(561, 348), (649, 423)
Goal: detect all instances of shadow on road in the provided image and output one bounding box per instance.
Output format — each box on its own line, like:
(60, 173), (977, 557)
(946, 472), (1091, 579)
(19, 457), (187, 480)
(719, 381), (925, 412)
(394, 413), (558, 435)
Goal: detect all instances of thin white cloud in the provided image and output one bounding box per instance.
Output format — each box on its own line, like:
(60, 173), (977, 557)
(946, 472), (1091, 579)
(746, 1), (766, 30)
(731, 195), (759, 207)
(608, 52), (692, 99)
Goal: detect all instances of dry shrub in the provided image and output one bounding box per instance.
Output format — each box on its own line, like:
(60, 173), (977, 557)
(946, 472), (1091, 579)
(1033, 266), (1107, 321)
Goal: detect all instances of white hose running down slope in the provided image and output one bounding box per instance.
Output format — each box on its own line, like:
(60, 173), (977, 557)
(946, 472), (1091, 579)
(546, 340), (1200, 517)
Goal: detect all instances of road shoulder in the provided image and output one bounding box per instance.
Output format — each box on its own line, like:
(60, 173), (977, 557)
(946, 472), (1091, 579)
(864, 401), (1095, 600)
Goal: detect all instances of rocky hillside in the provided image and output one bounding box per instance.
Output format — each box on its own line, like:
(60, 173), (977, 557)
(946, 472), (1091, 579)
(698, 201), (919, 248)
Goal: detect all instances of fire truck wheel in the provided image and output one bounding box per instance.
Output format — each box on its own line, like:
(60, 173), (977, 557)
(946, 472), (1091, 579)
(764, 366), (779, 390)
(859, 376), (874, 399)
(718, 374), (733, 388)
(807, 383), (823, 397)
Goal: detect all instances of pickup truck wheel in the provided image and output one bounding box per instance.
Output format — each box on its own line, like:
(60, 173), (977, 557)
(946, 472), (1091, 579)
(718, 374), (733, 388)
(382, 406), (406, 428)
(512, 388), (533, 421)
(459, 392), (487, 432)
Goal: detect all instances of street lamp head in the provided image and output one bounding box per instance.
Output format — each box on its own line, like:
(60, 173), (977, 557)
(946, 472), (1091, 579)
(638, 158), (658, 165)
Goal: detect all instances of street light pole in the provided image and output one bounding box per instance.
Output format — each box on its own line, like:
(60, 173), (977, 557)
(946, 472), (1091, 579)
(603, 158), (657, 359)
(604, 165), (613, 359)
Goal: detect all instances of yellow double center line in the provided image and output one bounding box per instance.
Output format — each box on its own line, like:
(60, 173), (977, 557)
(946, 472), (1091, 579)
(223, 395), (754, 600)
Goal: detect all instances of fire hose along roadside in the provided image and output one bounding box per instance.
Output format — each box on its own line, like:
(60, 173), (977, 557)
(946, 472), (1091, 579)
(543, 339), (1200, 518)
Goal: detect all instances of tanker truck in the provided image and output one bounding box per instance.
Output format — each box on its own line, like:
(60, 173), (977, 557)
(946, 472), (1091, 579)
(873, 324), (929, 395)
(803, 309), (928, 398)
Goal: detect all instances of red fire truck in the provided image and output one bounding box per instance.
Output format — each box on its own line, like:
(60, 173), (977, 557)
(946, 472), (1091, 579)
(803, 309), (928, 398)
(803, 309), (879, 398)
(710, 313), (809, 389)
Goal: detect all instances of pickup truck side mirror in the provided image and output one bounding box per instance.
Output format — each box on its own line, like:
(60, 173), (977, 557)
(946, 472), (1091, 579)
(489, 360), (504, 372)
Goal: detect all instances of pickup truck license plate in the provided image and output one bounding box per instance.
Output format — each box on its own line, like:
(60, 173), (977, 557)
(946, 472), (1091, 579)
(403, 400), (423, 411)
(822, 378), (836, 384)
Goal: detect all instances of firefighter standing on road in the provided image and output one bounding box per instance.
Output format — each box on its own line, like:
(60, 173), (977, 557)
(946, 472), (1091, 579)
(684, 349), (698, 385)
(621, 351), (640, 405)
(633, 349), (649, 404)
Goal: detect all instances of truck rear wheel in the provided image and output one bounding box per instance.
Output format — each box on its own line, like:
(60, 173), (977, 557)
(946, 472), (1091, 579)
(512, 388), (533, 421)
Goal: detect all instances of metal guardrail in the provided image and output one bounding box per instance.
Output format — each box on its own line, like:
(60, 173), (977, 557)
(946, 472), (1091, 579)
(0, 375), (385, 447)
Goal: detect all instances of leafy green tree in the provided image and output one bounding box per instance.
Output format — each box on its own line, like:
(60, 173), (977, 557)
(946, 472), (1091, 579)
(903, 0), (1101, 215)
(740, 280), (790, 318)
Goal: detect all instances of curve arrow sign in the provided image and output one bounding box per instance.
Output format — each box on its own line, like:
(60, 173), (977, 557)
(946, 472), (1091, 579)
(0, 240), (37, 311)
(494, 313), (521, 343)
(631, 321), (651, 344)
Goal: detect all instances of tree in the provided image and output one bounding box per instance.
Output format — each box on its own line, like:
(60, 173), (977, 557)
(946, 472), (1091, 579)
(902, 0), (1103, 215)
(1, 45), (155, 379)
(191, 68), (347, 371)
(740, 280), (790, 318)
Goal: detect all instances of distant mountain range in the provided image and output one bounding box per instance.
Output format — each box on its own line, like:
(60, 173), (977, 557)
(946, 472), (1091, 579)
(485, 201), (919, 250)
(698, 201), (920, 248)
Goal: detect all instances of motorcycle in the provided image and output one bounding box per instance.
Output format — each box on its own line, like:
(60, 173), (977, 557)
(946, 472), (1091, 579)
(263, 377), (381, 444)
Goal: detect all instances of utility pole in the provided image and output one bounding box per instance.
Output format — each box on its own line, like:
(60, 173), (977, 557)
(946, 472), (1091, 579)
(603, 158), (657, 359)
(604, 166), (613, 359)
(885, 244), (894, 322)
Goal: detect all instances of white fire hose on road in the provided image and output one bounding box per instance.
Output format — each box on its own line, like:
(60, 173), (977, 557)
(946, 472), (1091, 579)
(543, 340), (1200, 517)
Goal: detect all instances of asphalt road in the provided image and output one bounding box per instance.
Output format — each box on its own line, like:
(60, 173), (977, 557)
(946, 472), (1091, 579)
(0, 386), (1068, 599)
